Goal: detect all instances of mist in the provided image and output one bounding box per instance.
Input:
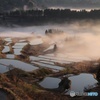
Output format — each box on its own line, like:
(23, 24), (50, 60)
(0, 20), (100, 61)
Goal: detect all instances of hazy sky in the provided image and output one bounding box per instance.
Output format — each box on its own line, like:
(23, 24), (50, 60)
(40, 0), (100, 9)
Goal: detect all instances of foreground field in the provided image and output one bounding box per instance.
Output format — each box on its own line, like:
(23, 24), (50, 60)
(0, 35), (100, 99)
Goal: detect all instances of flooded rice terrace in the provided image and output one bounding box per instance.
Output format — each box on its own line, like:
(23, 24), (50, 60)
(39, 73), (98, 93)
(0, 21), (100, 93)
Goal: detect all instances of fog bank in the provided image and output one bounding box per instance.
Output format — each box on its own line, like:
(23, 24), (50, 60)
(0, 21), (100, 60)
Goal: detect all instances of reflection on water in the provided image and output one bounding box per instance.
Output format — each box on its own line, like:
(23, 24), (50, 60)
(68, 73), (98, 92)
(13, 49), (22, 55)
(14, 42), (27, 46)
(13, 42), (27, 49)
(39, 74), (98, 93)
(6, 54), (15, 59)
(33, 62), (64, 70)
(2, 46), (10, 53)
(4, 38), (12, 42)
(12, 45), (25, 49)
(39, 77), (61, 89)
(0, 64), (8, 73)
(0, 59), (38, 71)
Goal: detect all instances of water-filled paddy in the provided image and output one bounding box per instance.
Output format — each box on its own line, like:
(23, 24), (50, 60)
(0, 64), (8, 73)
(39, 73), (98, 93)
(0, 59), (38, 71)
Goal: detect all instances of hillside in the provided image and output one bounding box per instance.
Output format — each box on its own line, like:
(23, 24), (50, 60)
(0, 0), (100, 12)
(0, 0), (40, 12)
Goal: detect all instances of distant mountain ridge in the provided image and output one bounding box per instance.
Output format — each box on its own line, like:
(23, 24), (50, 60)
(0, 0), (100, 12)
(0, 0), (40, 12)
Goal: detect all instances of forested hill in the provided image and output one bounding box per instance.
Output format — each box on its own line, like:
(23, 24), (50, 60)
(0, 9), (100, 26)
(0, 0), (41, 12)
(0, 0), (100, 12)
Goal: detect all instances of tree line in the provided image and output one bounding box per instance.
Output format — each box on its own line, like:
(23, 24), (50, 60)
(0, 9), (100, 25)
